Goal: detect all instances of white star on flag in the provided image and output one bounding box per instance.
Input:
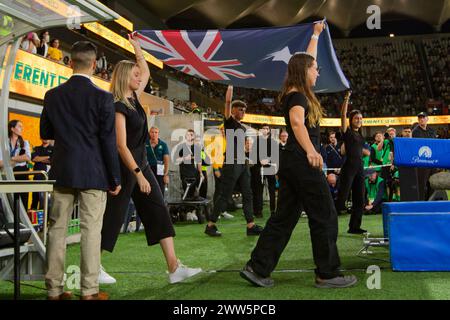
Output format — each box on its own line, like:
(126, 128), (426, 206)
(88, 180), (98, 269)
(263, 46), (292, 64)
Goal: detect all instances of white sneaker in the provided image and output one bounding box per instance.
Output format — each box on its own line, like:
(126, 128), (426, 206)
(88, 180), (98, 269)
(221, 212), (234, 220)
(98, 265), (116, 284)
(168, 260), (202, 284)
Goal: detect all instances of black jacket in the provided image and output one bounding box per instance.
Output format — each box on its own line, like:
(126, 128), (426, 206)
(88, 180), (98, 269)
(40, 75), (121, 190)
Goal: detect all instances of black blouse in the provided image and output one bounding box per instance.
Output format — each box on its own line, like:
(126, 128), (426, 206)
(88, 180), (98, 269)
(282, 92), (321, 157)
(342, 128), (365, 162)
(114, 93), (149, 168)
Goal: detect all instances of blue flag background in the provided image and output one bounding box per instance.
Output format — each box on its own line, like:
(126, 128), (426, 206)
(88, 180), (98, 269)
(137, 22), (350, 93)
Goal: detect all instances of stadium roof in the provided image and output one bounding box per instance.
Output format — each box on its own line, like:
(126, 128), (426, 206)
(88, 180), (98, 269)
(135, 0), (449, 33)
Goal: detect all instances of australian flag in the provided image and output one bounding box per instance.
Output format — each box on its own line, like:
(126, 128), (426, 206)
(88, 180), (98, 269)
(136, 22), (349, 93)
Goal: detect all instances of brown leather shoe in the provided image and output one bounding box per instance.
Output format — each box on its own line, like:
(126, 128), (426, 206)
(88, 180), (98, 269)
(80, 291), (109, 301)
(47, 291), (73, 301)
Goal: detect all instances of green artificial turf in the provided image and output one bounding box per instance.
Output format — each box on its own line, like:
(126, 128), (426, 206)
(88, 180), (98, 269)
(1, 208), (450, 300)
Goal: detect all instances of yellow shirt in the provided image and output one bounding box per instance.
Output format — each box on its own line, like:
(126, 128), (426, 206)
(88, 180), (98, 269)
(205, 135), (226, 170)
(47, 47), (63, 62)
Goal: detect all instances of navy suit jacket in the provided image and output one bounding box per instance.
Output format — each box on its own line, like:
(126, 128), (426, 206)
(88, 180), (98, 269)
(40, 75), (121, 190)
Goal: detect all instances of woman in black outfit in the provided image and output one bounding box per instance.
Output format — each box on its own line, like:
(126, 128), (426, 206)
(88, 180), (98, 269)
(240, 22), (357, 289)
(99, 33), (201, 285)
(336, 91), (367, 234)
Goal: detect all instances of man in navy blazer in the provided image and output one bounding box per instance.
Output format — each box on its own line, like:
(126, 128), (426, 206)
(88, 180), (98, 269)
(41, 41), (121, 301)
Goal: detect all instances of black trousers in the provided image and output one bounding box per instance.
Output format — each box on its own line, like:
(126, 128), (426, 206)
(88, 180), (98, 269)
(211, 163), (254, 223)
(200, 170), (208, 199)
(150, 165), (165, 194)
(248, 150), (341, 279)
(250, 165), (276, 214)
(380, 166), (393, 202)
(101, 163), (175, 252)
(416, 168), (433, 201)
(213, 170), (236, 212)
(336, 160), (365, 231)
(31, 172), (48, 209)
(13, 165), (29, 209)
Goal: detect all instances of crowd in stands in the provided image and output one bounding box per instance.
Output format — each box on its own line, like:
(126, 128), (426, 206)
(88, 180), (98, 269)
(20, 30), (115, 81)
(423, 37), (450, 112)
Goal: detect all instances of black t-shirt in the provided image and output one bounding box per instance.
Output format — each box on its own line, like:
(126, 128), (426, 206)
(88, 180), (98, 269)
(224, 116), (246, 161)
(282, 92), (320, 157)
(176, 142), (201, 178)
(114, 93), (148, 168)
(32, 145), (54, 171)
(412, 126), (436, 139)
(342, 128), (365, 162)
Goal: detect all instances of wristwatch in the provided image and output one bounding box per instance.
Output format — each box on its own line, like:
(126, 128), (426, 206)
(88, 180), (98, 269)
(134, 167), (141, 174)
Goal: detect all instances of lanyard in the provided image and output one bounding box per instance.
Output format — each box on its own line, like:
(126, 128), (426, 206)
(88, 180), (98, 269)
(150, 141), (159, 161)
(9, 141), (19, 158)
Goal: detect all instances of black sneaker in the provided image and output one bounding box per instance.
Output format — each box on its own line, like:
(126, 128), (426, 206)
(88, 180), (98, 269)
(315, 275), (358, 289)
(240, 263), (274, 288)
(247, 224), (264, 236)
(205, 224), (222, 237)
(347, 228), (367, 234)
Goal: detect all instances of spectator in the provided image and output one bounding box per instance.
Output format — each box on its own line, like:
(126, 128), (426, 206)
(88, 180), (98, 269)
(327, 173), (339, 209)
(279, 128), (288, 150)
(96, 51), (108, 73)
(325, 131), (344, 173)
(47, 39), (63, 63)
(401, 127), (412, 138)
(250, 124), (277, 217)
(8, 120), (31, 208)
(36, 30), (49, 57)
(30, 139), (54, 210)
(412, 112), (437, 201)
(21, 32), (40, 54)
(364, 170), (386, 214)
(412, 112), (436, 138)
(197, 136), (210, 200)
(175, 129), (202, 200)
(145, 126), (170, 194)
(63, 56), (70, 66)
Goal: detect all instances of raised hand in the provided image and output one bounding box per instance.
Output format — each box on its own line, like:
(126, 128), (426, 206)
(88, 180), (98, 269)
(313, 20), (326, 36)
(128, 32), (140, 48)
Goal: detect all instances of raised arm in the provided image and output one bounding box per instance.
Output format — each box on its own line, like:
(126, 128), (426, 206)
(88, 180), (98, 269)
(341, 90), (351, 133)
(129, 32), (150, 99)
(224, 85), (233, 119)
(306, 21), (325, 60)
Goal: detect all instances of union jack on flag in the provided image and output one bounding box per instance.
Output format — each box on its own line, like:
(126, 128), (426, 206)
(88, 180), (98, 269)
(137, 23), (350, 92)
(136, 30), (255, 81)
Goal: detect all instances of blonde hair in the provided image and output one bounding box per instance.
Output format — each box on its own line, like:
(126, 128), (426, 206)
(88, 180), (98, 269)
(110, 60), (137, 110)
(279, 53), (324, 127)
